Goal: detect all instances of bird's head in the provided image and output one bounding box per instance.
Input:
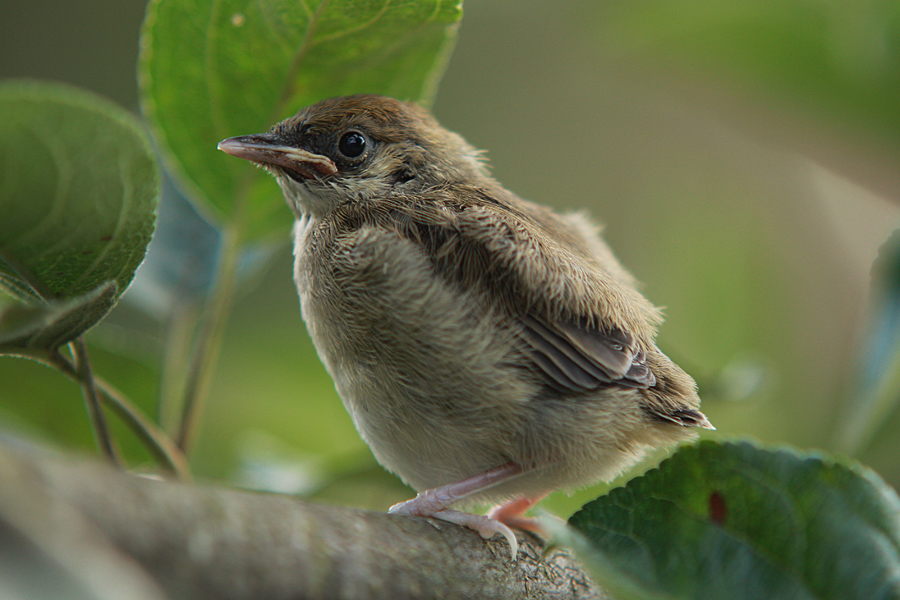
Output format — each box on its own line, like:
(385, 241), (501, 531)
(218, 94), (489, 218)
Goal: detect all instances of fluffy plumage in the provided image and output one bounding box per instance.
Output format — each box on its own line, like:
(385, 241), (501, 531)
(219, 94), (712, 555)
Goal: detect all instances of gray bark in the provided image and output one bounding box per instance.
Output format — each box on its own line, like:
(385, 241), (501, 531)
(0, 439), (605, 599)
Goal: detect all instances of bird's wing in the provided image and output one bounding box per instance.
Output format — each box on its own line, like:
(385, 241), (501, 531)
(332, 192), (662, 393)
(519, 314), (655, 392)
(427, 192), (663, 393)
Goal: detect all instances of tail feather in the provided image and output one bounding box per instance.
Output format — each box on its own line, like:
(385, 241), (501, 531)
(646, 406), (715, 430)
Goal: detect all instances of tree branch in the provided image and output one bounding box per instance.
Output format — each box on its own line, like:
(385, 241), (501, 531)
(0, 439), (606, 600)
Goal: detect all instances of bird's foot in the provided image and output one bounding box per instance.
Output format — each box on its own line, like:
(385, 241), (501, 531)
(486, 494), (566, 538)
(388, 462), (525, 559)
(390, 499), (519, 559)
(487, 496), (546, 534)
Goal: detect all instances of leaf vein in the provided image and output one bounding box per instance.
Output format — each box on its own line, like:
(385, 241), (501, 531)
(270, 0), (331, 123)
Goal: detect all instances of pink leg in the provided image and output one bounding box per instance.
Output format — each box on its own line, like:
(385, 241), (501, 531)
(389, 462), (525, 559)
(487, 494), (551, 534)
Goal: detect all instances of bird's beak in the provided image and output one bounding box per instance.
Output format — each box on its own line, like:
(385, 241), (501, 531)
(217, 133), (338, 179)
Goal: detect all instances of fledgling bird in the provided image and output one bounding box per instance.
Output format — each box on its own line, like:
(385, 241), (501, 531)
(218, 95), (713, 559)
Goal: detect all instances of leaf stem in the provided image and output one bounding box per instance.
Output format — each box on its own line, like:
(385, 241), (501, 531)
(93, 371), (193, 481)
(175, 222), (243, 454)
(42, 348), (192, 480)
(157, 302), (201, 430)
(68, 338), (121, 467)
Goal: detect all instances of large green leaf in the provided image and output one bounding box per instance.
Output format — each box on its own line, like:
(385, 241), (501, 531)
(0, 80), (159, 347)
(139, 0), (463, 241)
(0, 282), (118, 353)
(569, 440), (900, 600)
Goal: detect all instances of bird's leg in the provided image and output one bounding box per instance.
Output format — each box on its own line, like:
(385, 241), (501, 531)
(487, 493), (552, 534)
(389, 461), (525, 559)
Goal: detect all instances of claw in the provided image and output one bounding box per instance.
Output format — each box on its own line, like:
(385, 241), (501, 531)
(390, 500), (520, 559)
(432, 509), (519, 560)
(386, 463), (527, 560)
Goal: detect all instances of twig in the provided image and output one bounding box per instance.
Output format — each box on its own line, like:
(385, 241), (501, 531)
(67, 339), (121, 467)
(43, 350), (192, 480)
(157, 302), (201, 430)
(176, 223), (242, 454)
(94, 374), (193, 481)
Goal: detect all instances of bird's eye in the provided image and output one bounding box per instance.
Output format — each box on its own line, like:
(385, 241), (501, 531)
(338, 131), (366, 158)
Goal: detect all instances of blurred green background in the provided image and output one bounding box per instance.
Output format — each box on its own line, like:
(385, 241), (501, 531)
(2, 0), (899, 518)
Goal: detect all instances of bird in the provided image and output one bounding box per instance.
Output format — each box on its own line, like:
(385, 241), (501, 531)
(218, 94), (713, 559)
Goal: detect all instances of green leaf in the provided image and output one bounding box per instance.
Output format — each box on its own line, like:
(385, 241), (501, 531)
(569, 440), (900, 600)
(139, 0), (462, 241)
(0, 80), (160, 306)
(0, 282), (118, 353)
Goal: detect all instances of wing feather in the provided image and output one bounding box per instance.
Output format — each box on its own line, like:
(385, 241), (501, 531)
(520, 315), (656, 392)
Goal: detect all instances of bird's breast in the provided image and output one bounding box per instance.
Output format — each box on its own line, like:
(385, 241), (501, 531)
(289, 215), (535, 488)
